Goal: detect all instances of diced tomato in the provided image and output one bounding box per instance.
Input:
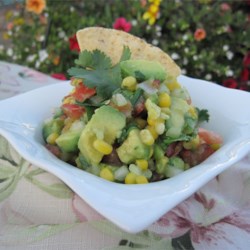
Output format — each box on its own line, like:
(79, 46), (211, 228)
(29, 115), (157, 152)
(72, 83), (96, 102)
(62, 103), (85, 119)
(133, 97), (145, 116)
(198, 128), (223, 145)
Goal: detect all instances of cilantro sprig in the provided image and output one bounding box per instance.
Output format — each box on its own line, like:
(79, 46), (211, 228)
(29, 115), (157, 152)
(196, 108), (210, 123)
(68, 46), (131, 99)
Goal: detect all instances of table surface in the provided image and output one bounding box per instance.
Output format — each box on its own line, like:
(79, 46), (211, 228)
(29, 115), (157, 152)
(0, 60), (250, 250)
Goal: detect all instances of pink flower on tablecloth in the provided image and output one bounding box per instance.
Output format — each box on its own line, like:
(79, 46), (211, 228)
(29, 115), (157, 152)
(51, 73), (67, 80)
(72, 194), (104, 222)
(150, 155), (250, 249)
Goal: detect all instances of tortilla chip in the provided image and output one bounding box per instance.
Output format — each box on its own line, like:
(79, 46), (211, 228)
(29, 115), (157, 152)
(76, 27), (181, 79)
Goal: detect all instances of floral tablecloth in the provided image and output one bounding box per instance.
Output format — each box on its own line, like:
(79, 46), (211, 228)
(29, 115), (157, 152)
(0, 60), (250, 250)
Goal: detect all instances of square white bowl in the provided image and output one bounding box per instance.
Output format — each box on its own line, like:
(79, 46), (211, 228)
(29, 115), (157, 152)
(0, 75), (249, 233)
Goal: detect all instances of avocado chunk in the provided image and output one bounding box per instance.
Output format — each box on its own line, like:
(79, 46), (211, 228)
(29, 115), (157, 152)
(117, 128), (151, 164)
(78, 105), (126, 165)
(120, 59), (167, 81)
(56, 120), (85, 153)
(43, 118), (64, 141)
(165, 97), (190, 138)
(56, 131), (81, 153)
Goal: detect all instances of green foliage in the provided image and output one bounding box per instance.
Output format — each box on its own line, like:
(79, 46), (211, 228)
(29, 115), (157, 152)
(0, 0), (249, 91)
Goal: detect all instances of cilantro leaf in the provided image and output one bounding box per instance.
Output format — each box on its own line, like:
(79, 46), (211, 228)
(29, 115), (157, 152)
(74, 49), (112, 70)
(68, 66), (121, 99)
(196, 108), (210, 123)
(68, 49), (129, 99)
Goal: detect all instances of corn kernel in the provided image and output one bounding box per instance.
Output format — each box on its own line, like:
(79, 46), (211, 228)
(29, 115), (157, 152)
(136, 175), (148, 184)
(183, 135), (200, 150)
(93, 139), (113, 155)
(122, 76), (137, 91)
(71, 78), (82, 86)
(63, 96), (74, 104)
(211, 143), (221, 150)
(166, 81), (181, 91)
(158, 93), (171, 108)
(100, 168), (114, 182)
(147, 117), (164, 126)
(146, 125), (158, 139)
(140, 129), (155, 145)
(125, 172), (137, 184)
(155, 122), (165, 135)
(136, 159), (148, 170)
(47, 132), (59, 144)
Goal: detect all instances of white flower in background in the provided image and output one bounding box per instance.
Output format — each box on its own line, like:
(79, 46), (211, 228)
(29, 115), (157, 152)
(38, 49), (48, 62)
(70, 6), (75, 12)
(13, 10), (19, 16)
(155, 25), (162, 31)
(226, 69), (234, 77)
(131, 19), (138, 26)
(7, 30), (13, 36)
(183, 58), (188, 65)
(156, 31), (162, 37)
(58, 30), (66, 39)
(0, 45), (4, 52)
(37, 35), (45, 42)
(193, 55), (198, 61)
(152, 39), (159, 46)
(26, 54), (36, 63)
(226, 51), (234, 60)
(181, 69), (187, 75)
(184, 47), (189, 53)
(146, 25), (151, 31)
(183, 34), (188, 41)
(171, 53), (180, 60)
(24, 47), (29, 52)
(223, 45), (229, 51)
(7, 48), (13, 57)
(35, 60), (40, 68)
(205, 74), (212, 80)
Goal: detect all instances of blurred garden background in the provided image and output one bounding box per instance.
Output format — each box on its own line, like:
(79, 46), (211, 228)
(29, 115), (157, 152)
(0, 0), (249, 91)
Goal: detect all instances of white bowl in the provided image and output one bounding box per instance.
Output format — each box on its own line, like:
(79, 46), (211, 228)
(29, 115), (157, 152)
(0, 75), (249, 233)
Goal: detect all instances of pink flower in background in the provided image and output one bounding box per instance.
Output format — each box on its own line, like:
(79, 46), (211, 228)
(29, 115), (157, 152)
(51, 73), (67, 80)
(113, 17), (132, 32)
(69, 34), (80, 52)
(150, 156), (250, 249)
(220, 3), (231, 12)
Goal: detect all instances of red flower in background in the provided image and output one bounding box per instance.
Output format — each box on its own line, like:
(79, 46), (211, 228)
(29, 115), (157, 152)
(194, 28), (206, 41)
(222, 78), (238, 89)
(113, 17), (132, 32)
(243, 52), (250, 68)
(69, 34), (80, 52)
(51, 73), (67, 80)
(240, 68), (249, 82)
